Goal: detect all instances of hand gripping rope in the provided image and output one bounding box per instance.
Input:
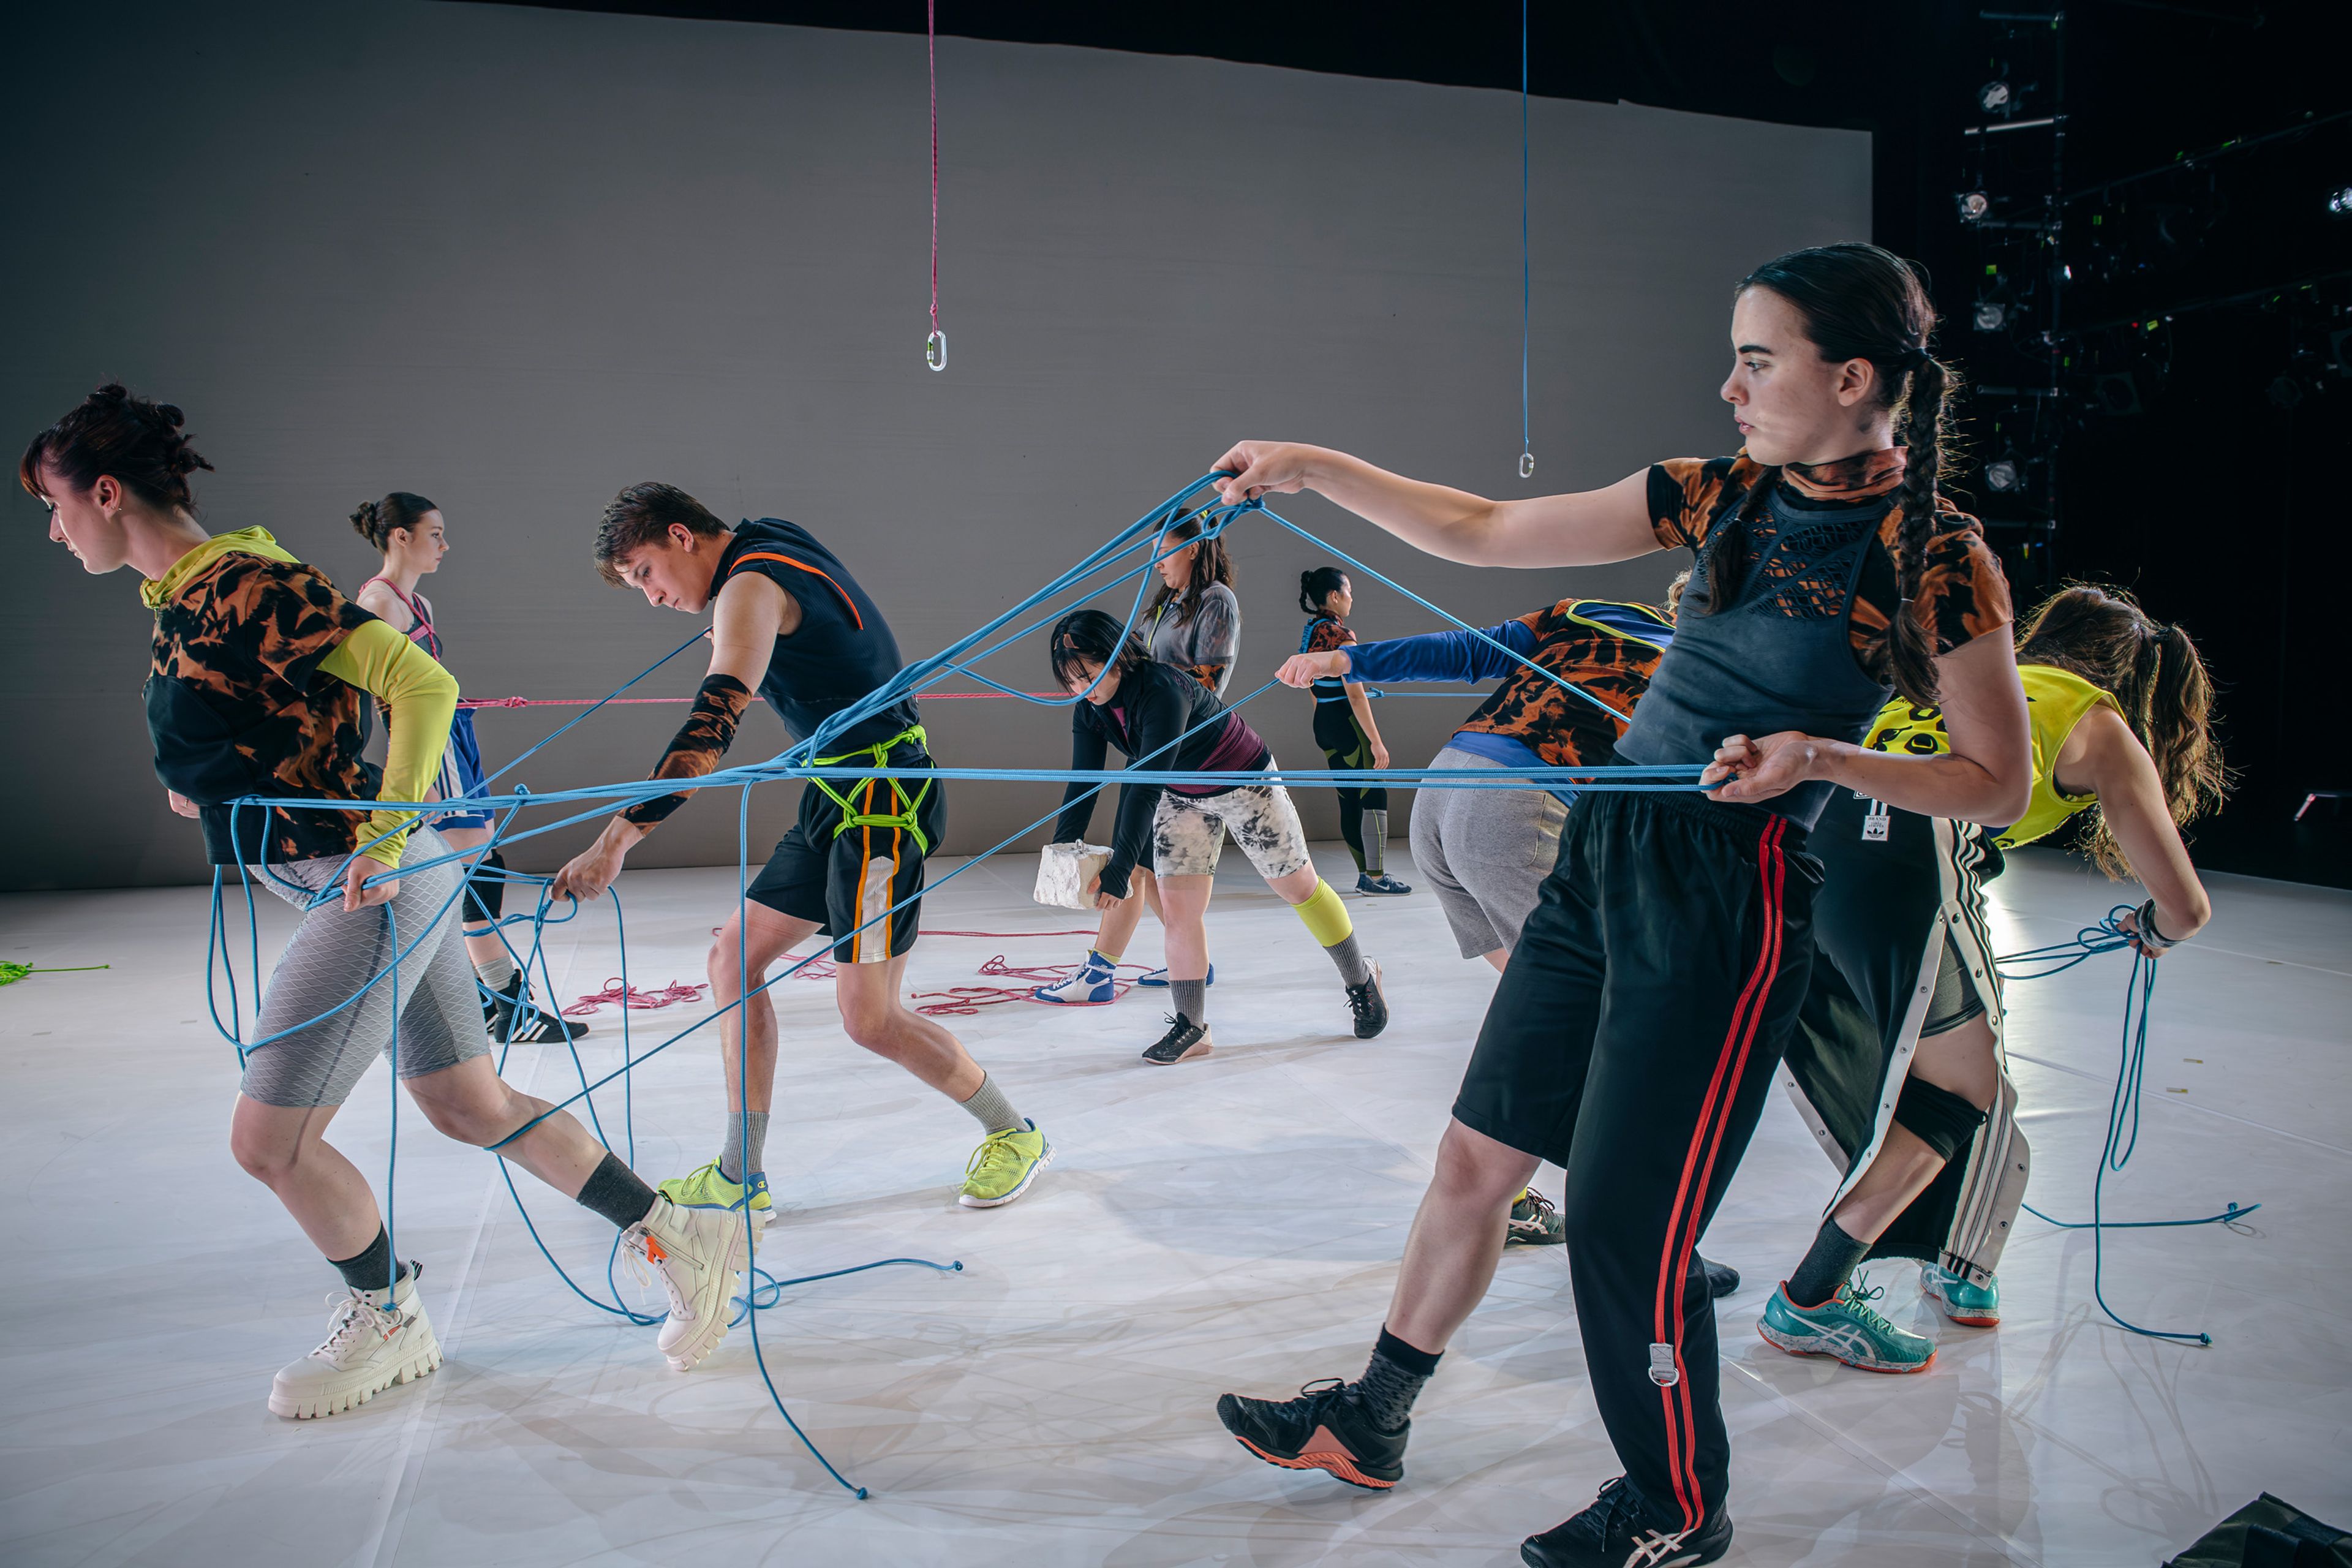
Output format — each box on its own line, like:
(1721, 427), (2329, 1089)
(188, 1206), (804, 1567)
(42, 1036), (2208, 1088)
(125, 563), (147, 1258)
(205, 473), (1708, 1492)
(1997, 906), (2258, 1346)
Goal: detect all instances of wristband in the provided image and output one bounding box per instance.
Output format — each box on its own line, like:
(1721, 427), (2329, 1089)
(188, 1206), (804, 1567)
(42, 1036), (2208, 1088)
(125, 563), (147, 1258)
(2135, 898), (2177, 952)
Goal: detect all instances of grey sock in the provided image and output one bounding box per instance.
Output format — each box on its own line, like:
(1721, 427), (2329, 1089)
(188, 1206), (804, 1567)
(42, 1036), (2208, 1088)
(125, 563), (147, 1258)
(1346, 1327), (1442, 1432)
(959, 1072), (1025, 1136)
(720, 1110), (770, 1184)
(474, 951), (516, 991)
(1787, 1217), (1872, 1308)
(1324, 933), (1372, 988)
(1170, 978), (1207, 1025)
(1363, 809), (1387, 876)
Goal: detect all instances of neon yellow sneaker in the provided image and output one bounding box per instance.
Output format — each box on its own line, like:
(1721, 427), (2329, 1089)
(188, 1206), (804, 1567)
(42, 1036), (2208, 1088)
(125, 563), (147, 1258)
(657, 1161), (772, 1226)
(959, 1120), (1052, 1208)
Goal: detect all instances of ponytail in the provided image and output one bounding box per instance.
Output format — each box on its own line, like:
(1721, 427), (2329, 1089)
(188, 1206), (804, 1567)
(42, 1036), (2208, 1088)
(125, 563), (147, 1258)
(1299, 566), (1347, 616)
(2015, 582), (2231, 878)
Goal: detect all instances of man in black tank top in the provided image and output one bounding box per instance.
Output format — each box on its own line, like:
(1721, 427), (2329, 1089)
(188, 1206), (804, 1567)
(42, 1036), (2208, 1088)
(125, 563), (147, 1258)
(552, 484), (1051, 1217)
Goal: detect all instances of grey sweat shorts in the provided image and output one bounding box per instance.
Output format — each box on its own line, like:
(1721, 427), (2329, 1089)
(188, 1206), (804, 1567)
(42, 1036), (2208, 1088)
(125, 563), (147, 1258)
(239, 826), (492, 1108)
(1408, 745), (1572, 959)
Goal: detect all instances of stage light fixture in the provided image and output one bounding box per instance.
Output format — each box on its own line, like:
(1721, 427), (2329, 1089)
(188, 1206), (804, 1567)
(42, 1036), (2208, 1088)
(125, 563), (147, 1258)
(1985, 459), (2021, 492)
(1973, 301), (2009, 332)
(2328, 186), (2352, 217)
(1979, 80), (2013, 113)
(1957, 190), (1991, 223)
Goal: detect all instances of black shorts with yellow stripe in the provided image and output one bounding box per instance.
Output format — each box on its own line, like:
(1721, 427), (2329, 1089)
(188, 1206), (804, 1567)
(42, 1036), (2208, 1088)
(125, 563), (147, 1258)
(747, 742), (945, 963)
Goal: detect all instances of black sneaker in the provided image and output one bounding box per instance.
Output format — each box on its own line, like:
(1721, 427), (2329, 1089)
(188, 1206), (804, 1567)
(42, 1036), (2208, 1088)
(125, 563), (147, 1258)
(1696, 1253), (1740, 1298)
(1355, 872), (1414, 896)
(1140, 1013), (1212, 1065)
(1521, 1477), (1732, 1567)
(490, 975), (589, 1044)
(1216, 1376), (1407, 1491)
(1345, 960), (1389, 1039)
(1507, 1187), (1566, 1246)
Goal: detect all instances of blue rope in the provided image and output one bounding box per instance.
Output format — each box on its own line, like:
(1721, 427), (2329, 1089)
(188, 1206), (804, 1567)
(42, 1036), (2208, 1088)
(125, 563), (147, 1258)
(1997, 906), (2252, 1345)
(1519, 0), (1532, 477)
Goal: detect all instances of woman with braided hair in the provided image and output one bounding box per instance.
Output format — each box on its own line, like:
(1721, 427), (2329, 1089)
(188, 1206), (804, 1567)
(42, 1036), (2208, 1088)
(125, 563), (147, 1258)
(350, 493), (585, 1046)
(1762, 583), (2225, 1371)
(1202, 243), (2030, 1567)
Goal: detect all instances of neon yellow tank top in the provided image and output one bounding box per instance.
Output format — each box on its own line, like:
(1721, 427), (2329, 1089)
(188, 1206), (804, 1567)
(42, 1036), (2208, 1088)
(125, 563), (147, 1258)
(1858, 664), (2120, 849)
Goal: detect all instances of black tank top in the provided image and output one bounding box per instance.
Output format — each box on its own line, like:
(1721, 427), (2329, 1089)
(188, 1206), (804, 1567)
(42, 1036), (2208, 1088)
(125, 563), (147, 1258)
(1615, 483), (1895, 830)
(716, 519), (921, 753)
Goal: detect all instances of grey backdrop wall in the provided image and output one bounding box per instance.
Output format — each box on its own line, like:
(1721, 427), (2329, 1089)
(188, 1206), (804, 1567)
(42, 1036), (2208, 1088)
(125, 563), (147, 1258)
(1, 2), (1868, 891)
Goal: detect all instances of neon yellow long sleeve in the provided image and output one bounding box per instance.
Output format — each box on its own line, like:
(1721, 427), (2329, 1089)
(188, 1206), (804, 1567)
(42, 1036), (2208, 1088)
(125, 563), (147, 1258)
(318, 619), (459, 868)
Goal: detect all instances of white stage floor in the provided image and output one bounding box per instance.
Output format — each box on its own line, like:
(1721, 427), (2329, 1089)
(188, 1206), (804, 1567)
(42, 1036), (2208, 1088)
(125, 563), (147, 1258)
(3, 844), (2346, 1567)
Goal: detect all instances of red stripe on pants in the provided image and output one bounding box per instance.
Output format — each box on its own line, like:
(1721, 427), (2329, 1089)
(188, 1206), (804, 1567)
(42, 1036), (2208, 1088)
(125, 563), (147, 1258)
(1652, 815), (1789, 1530)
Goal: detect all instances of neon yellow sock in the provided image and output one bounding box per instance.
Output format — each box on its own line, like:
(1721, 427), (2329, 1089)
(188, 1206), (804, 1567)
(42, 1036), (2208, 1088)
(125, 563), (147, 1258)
(1091, 948), (1122, 965)
(1292, 879), (1355, 947)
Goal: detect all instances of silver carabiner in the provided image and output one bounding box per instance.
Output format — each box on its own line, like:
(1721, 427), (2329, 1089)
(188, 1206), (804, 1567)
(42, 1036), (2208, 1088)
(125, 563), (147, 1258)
(925, 329), (947, 372)
(1519, 451), (1536, 479)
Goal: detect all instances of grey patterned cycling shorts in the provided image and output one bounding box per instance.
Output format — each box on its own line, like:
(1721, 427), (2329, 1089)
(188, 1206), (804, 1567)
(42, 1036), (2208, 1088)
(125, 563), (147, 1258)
(1151, 769), (1314, 881)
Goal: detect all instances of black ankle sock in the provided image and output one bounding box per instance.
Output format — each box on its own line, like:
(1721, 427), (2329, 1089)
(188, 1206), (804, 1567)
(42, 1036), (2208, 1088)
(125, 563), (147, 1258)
(1787, 1218), (1871, 1308)
(331, 1225), (398, 1294)
(1346, 1327), (1442, 1432)
(575, 1152), (660, 1231)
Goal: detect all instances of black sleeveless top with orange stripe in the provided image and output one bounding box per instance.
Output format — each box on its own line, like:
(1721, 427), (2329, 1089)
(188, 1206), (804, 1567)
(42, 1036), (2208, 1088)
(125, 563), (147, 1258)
(717, 519), (920, 752)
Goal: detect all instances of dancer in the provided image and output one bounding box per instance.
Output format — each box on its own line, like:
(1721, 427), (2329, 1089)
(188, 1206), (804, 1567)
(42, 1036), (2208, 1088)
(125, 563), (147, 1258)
(1276, 578), (1749, 1278)
(1281, 581), (1682, 972)
(350, 492), (586, 1046)
(552, 484), (1050, 1215)
(1044, 512), (1245, 1001)
(22, 385), (747, 1419)
(1207, 243), (2029, 1566)
(1760, 584), (2223, 1371)
(1296, 567), (1411, 895)
(1043, 609), (1389, 1064)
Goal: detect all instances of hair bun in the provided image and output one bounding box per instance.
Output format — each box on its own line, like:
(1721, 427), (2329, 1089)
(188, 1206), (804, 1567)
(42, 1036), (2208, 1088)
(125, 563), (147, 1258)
(154, 402), (187, 429)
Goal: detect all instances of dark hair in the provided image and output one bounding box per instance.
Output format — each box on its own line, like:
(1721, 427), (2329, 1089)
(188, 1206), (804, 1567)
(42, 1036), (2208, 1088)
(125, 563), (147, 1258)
(19, 383), (214, 514)
(595, 482), (726, 586)
(1714, 242), (1954, 707)
(350, 491), (438, 552)
(1299, 566), (1348, 617)
(1049, 608), (1150, 693)
(1144, 511), (1235, 625)
(2015, 583), (2230, 878)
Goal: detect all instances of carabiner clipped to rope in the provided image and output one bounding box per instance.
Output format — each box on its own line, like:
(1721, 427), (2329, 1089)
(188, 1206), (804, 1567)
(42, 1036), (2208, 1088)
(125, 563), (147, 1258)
(1519, 451), (1535, 480)
(925, 328), (947, 372)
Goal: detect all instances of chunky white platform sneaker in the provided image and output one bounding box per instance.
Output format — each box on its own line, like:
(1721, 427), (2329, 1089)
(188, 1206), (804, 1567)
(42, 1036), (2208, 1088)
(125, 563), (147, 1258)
(268, 1264), (443, 1419)
(625, 1195), (752, 1371)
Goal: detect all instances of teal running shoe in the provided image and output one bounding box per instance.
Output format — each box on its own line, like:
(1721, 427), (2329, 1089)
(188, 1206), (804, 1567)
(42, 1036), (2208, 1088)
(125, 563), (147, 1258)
(1924, 1262), (2000, 1327)
(1757, 1278), (1936, 1373)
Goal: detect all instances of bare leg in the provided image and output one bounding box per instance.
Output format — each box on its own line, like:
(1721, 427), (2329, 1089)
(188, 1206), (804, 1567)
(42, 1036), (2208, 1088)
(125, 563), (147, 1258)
(1265, 864), (1321, 905)
(404, 1055), (614, 1199)
(1829, 1012), (1999, 1243)
(1156, 873), (1215, 979)
(230, 1098), (382, 1261)
(1385, 1118), (1542, 1352)
(436, 823), (505, 973)
(835, 956), (986, 1101)
(1481, 949), (1509, 974)
(1094, 884), (1148, 959)
(707, 902), (822, 1118)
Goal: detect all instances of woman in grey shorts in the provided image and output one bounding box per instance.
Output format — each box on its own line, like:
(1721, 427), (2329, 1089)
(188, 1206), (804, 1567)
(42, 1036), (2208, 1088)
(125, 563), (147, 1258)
(1277, 577), (1683, 969)
(24, 385), (745, 1425)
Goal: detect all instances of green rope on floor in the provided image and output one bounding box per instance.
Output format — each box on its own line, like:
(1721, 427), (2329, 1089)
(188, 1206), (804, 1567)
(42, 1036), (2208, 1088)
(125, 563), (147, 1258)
(0, 962), (110, 987)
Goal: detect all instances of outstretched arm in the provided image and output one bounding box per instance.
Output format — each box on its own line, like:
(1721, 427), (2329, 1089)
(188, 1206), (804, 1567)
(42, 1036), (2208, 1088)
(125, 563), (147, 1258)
(2057, 704), (2212, 952)
(552, 574), (788, 900)
(1212, 441), (1662, 568)
(1705, 628), (2033, 826)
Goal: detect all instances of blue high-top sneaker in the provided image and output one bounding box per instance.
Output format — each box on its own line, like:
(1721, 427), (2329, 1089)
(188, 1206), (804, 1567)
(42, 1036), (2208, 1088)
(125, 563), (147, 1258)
(1136, 963), (1213, 988)
(1033, 950), (1118, 1005)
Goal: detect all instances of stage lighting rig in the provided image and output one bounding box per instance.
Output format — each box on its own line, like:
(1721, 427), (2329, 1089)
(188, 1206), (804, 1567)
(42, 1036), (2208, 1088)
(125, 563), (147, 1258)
(1975, 300), (2011, 332)
(1958, 189), (1992, 223)
(2328, 186), (2352, 217)
(1980, 80), (2013, 115)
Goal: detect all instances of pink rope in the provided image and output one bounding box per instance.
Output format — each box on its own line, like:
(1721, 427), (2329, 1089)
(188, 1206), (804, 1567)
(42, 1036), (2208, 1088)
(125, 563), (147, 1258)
(571, 927), (1116, 1019)
(563, 978), (709, 1017)
(461, 688), (1061, 711)
(929, 0), (941, 338)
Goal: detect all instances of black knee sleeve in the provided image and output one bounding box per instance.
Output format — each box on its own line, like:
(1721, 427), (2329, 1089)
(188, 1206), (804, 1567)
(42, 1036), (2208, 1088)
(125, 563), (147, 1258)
(1893, 1076), (1988, 1163)
(466, 848), (507, 926)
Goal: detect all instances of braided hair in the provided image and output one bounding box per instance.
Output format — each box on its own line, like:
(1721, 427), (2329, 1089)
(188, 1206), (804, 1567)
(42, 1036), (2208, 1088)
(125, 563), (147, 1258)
(18, 383), (215, 513)
(350, 491), (438, 552)
(1726, 243), (1955, 707)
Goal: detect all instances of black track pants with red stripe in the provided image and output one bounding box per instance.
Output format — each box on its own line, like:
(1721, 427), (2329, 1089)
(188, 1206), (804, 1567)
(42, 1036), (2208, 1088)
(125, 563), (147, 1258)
(1453, 788), (1819, 1530)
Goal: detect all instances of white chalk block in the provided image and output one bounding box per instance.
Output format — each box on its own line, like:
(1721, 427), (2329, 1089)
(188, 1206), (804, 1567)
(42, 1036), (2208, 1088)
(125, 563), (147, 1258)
(1035, 842), (1112, 910)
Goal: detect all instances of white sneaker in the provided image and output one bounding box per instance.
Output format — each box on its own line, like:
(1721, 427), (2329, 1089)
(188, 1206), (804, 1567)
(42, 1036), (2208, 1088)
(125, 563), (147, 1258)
(624, 1195), (752, 1371)
(268, 1264), (443, 1419)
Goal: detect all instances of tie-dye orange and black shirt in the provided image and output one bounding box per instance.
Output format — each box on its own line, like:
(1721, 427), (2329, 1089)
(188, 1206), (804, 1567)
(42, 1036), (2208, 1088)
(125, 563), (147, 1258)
(142, 530), (382, 864)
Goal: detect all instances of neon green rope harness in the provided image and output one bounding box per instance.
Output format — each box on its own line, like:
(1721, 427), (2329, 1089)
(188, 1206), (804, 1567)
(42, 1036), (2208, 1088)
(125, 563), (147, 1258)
(806, 724), (933, 856)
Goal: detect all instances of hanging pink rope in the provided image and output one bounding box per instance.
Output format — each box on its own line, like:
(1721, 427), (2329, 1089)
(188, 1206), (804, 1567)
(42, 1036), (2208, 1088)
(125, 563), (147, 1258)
(924, 0), (946, 371)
